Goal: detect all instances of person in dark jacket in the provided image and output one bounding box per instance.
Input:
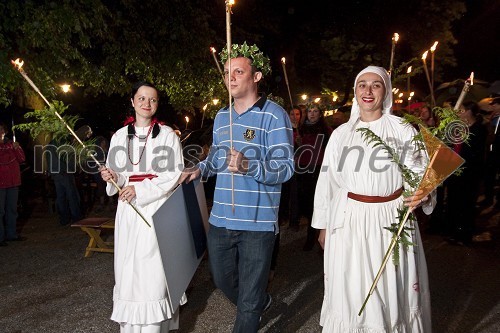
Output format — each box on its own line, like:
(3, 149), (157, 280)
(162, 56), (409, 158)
(295, 105), (332, 250)
(446, 101), (488, 245)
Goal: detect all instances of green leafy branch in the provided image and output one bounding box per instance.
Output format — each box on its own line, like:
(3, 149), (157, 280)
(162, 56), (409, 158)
(14, 100), (77, 142)
(357, 127), (420, 188)
(383, 207), (417, 264)
(358, 106), (468, 264)
(403, 107), (467, 175)
(13, 100), (95, 169)
(357, 127), (421, 265)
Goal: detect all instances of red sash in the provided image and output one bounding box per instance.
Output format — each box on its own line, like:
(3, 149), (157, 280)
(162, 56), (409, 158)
(129, 174), (158, 183)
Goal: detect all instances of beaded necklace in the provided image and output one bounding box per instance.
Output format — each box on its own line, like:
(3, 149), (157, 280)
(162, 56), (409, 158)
(127, 123), (154, 165)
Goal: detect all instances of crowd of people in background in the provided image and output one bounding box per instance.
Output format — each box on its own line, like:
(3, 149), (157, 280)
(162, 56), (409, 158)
(276, 96), (500, 252)
(1, 87), (498, 265)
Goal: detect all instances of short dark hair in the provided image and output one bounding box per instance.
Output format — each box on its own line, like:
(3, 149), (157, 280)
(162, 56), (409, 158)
(462, 101), (480, 116)
(130, 81), (158, 100)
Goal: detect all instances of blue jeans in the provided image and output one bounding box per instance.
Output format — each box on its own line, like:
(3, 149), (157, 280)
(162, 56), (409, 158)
(0, 187), (19, 241)
(52, 174), (82, 225)
(207, 225), (275, 333)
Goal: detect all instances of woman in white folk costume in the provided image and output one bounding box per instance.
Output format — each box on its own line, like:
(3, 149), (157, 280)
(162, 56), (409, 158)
(312, 66), (435, 332)
(101, 82), (185, 333)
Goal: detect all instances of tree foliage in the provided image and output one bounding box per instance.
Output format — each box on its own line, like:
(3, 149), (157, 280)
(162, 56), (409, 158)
(0, 0), (227, 115)
(0, 0), (467, 116)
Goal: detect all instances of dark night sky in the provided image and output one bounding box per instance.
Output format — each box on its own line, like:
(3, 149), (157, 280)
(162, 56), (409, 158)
(224, 0), (499, 102)
(452, 0), (500, 82)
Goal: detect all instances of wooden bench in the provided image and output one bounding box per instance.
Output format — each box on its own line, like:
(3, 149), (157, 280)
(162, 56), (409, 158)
(72, 217), (115, 257)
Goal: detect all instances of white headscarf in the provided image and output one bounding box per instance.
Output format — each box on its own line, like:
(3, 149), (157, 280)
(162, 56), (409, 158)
(348, 66), (393, 126)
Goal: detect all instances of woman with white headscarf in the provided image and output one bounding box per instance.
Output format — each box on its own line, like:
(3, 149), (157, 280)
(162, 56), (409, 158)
(312, 66), (435, 332)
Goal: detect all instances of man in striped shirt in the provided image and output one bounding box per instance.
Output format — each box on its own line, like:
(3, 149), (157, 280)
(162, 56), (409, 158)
(180, 43), (294, 332)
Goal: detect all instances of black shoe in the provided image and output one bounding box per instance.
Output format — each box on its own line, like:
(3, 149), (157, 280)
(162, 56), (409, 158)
(6, 236), (27, 242)
(0, 241), (8, 247)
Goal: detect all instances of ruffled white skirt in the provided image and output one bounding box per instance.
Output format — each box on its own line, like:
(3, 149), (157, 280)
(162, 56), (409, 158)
(320, 198), (431, 332)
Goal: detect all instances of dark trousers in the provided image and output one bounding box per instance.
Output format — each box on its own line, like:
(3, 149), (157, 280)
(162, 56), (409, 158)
(207, 226), (275, 333)
(52, 174), (83, 225)
(0, 187), (19, 241)
(483, 153), (499, 204)
(297, 167), (320, 244)
(446, 174), (480, 242)
(288, 174), (300, 227)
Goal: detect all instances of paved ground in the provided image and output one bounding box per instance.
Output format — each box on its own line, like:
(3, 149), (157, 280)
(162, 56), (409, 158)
(0, 197), (499, 333)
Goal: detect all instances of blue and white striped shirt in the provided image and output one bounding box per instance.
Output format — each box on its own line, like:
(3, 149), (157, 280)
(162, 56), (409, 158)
(199, 96), (294, 232)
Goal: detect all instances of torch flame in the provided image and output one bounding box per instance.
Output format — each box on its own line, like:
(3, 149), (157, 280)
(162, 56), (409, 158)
(430, 41), (438, 52)
(281, 57), (286, 64)
(422, 51), (428, 60)
(203, 104), (208, 111)
(470, 72), (474, 85)
(210, 47), (216, 53)
(227, 0), (235, 5)
(393, 33), (399, 43)
(185, 116), (190, 123)
(407, 66), (412, 74)
(12, 58), (24, 70)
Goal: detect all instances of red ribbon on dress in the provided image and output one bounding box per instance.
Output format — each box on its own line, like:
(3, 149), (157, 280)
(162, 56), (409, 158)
(123, 116), (135, 126)
(123, 117), (165, 126)
(129, 174), (158, 183)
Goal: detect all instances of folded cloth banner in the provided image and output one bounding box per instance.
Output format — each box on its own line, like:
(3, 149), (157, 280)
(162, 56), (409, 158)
(152, 179), (208, 313)
(182, 181), (208, 258)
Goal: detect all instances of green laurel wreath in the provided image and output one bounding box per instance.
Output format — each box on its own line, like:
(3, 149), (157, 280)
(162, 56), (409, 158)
(219, 42), (271, 77)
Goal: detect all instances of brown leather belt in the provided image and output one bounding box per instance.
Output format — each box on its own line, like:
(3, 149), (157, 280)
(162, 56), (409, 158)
(347, 187), (403, 203)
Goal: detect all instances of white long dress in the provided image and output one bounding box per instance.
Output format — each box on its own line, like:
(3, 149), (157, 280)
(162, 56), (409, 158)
(106, 124), (185, 332)
(312, 114), (434, 333)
